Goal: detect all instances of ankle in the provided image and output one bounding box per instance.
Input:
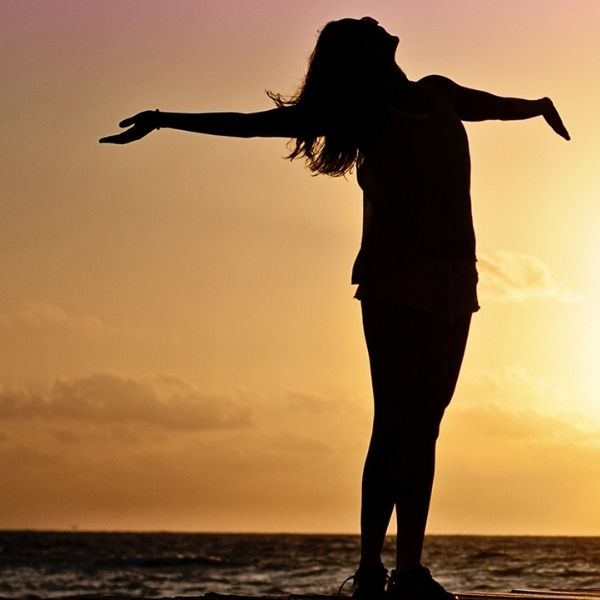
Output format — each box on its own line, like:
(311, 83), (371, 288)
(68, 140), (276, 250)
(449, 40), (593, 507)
(358, 559), (386, 571)
(394, 562), (423, 574)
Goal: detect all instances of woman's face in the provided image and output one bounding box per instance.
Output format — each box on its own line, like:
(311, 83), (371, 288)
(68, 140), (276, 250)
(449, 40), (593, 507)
(359, 16), (400, 56)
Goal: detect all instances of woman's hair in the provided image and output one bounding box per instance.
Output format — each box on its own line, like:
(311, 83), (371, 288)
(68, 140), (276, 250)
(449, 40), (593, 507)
(268, 18), (399, 177)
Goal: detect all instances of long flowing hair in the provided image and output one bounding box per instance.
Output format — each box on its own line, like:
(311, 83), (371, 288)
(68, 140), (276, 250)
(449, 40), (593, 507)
(268, 18), (401, 177)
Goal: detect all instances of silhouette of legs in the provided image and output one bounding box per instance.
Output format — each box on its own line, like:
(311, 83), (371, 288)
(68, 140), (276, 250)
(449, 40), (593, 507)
(359, 299), (471, 571)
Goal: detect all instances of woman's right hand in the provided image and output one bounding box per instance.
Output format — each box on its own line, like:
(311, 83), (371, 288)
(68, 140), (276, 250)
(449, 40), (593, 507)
(541, 98), (570, 141)
(99, 110), (160, 144)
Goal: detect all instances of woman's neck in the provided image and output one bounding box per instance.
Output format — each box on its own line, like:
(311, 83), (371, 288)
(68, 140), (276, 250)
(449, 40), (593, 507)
(386, 67), (436, 113)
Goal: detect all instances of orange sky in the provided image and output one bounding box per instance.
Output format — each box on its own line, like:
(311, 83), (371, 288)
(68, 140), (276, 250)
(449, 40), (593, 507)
(1, 0), (599, 535)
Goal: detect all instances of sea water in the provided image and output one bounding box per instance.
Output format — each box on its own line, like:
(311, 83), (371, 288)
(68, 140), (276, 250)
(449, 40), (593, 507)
(0, 532), (598, 598)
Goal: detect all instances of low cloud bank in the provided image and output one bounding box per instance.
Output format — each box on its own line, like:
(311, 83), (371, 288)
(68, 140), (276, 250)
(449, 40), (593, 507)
(0, 372), (252, 431)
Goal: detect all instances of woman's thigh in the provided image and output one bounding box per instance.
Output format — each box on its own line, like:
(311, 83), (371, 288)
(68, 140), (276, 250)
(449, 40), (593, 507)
(361, 298), (471, 439)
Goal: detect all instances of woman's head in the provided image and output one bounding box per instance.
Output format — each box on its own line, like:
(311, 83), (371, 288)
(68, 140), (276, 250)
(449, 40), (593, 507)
(297, 17), (401, 113)
(314, 17), (399, 76)
(269, 17), (404, 176)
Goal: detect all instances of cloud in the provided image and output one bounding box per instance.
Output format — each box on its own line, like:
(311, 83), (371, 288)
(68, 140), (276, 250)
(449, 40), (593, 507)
(477, 251), (582, 303)
(461, 363), (562, 411)
(0, 372), (252, 431)
(1, 370), (598, 534)
(432, 365), (600, 533)
(448, 364), (599, 448)
(0, 302), (126, 341)
(0, 301), (184, 348)
(286, 390), (340, 413)
(0, 378), (353, 531)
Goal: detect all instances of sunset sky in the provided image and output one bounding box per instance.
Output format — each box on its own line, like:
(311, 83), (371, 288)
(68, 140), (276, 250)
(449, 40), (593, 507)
(2, 0), (599, 535)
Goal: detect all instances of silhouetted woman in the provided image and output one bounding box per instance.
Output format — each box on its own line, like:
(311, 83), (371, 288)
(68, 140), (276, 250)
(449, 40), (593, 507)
(101, 17), (569, 600)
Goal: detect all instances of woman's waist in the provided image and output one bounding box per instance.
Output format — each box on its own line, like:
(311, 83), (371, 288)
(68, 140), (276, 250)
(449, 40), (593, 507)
(356, 237), (476, 262)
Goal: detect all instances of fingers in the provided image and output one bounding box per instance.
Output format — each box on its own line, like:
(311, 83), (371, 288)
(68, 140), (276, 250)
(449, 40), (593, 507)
(119, 116), (135, 128)
(119, 111), (146, 128)
(542, 101), (570, 141)
(99, 134), (128, 144)
(101, 111), (152, 143)
(99, 129), (141, 144)
(559, 126), (570, 141)
(118, 110), (153, 128)
(99, 120), (155, 144)
(550, 115), (570, 141)
(556, 116), (570, 141)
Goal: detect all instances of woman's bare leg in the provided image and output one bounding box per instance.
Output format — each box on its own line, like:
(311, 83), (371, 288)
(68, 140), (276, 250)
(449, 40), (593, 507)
(359, 299), (471, 571)
(359, 432), (396, 568)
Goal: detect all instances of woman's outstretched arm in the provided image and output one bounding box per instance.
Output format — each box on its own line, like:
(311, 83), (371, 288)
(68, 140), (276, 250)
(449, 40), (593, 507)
(420, 74), (570, 140)
(99, 106), (318, 144)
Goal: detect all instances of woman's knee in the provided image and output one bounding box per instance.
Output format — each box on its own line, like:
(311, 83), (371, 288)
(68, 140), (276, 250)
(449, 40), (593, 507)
(369, 421), (439, 460)
(373, 403), (444, 437)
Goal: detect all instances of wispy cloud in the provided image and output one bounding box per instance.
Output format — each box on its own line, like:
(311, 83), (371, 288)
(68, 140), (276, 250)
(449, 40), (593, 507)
(0, 301), (184, 348)
(435, 365), (600, 533)
(0, 372), (252, 431)
(0, 302), (127, 341)
(450, 364), (599, 446)
(477, 251), (582, 303)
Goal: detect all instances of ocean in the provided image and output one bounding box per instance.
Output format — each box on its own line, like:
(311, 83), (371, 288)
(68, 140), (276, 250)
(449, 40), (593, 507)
(0, 532), (598, 598)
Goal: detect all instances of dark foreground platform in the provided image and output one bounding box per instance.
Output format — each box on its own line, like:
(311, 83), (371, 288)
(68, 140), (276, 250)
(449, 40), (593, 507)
(22, 589), (600, 600)
(206, 591), (600, 600)
(201, 592), (600, 600)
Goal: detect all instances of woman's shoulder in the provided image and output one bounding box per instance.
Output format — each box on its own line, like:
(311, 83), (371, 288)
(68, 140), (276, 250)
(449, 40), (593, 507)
(417, 74), (458, 103)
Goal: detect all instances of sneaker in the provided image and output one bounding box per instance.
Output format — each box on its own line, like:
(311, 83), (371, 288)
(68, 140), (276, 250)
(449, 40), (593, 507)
(338, 563), (389, 600)
(386, 565), (456, 600)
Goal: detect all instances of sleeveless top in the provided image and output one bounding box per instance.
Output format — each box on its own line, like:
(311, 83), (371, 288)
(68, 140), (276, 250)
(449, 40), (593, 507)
(352, 80), (479, 317)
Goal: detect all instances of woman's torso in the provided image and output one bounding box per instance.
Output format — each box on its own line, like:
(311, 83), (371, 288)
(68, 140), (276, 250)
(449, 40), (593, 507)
(352, 78), (479, 316)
